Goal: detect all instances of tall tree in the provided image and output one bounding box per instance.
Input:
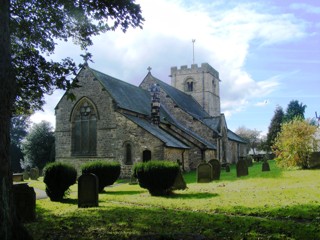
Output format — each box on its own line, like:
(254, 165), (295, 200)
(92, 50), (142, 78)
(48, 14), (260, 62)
(284, 100), (306, 122)
(266, 106), (284, 150)
(22, 121), (55, 170)
(235, 126), (261, 155)
(0, 1), (144, 239)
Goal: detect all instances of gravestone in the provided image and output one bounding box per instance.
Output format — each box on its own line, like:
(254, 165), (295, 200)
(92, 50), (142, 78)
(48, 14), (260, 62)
(78, 173), (99, 208)
(13, 173), (24, 182)
(30, 167), (39, 180)
(129, 174), (138, 185)
(308, 152), (320, 169)
(23, 171), (29, 180)
(208, 159), (221, 180)
(197, 163), (212, 183)
(13, 183), (36, 222)
(262, 160), (270, 172)
(225, 164), (230, 173)
(236, 160), (248, 177)
(172, 169), (187, 190)
(245, 156), (253, 167)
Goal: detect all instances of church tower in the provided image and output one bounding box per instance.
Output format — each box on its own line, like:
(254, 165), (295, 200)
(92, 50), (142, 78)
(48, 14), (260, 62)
(170, 63), (221, 117)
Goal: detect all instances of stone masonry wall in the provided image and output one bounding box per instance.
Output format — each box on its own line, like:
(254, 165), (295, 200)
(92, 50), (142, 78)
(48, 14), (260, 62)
(56, 67), (170, 178)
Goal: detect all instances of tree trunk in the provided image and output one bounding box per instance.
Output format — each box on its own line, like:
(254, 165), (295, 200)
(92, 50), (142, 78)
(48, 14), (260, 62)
(0, 0), (14, 238)
(0, 1), (31, 239)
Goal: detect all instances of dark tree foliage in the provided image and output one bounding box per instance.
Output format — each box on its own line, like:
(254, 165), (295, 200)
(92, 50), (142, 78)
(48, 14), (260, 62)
(1, 1), (143, 239)
(10, 115), (30, 146)
(10, 115), (30, 172)
(21, 121), (55, 170)
(266, 106), (284, 150)
(284, 100), (306, 122)
(10, 0), (144, 114)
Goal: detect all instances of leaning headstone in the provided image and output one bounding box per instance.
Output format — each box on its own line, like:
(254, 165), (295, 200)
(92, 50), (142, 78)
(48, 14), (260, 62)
(236, 160), (248, 177)
(172, 169), (187, 190)
(30, 167), (39, 180)
(78, 173), (99, 208)
(13, 183), (36, 222)
(208, 159), (221, 180)
(197, 163), (212, 183)
(262, 160), (270, 172)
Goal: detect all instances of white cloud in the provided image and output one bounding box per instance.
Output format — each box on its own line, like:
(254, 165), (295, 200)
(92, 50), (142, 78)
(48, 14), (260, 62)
(290, 3), (320, 14)
(34, 0), (309, 124)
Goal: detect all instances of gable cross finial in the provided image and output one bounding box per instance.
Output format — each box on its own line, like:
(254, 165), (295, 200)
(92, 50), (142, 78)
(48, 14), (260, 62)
(147, 66), (152, 72)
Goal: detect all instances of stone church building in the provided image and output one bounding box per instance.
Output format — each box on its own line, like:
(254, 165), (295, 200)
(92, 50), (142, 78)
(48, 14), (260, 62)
(55, 63), (247, 177)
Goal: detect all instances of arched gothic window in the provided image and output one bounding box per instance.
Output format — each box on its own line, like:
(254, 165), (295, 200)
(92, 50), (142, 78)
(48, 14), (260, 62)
(124, 143), (133, 165)
(142, 150), (151, 162)
(71, 99), (97, 156)
(185, 78), (194, 92)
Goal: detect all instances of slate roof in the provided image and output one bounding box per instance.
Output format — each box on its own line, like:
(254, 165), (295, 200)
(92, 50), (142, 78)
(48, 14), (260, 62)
(90, 67), (245, 146)
(90, 68), (151, 116)
(124, 114), (189, 149)
(227, 129), (247, 143)
(159, 105), (216, 150)
(147, 74), (211, 119)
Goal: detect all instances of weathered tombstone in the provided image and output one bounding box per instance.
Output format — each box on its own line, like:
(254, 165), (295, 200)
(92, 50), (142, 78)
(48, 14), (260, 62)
(197, 162), (212, 183)
(308, 152), (320, 169)
(129, 174), (138, 185)
(225, 164), (230, 173)
(23, 171), (30, 180)
(171, 169), (187, 190)
(262, 160), (270, 172)
(208, 159), (221, 180)
(245, 156), (253, 167)
(78, 173), (99, 208)
(236, 160), (248, 177)
(30, 167), (39, 180)
(13, 173), (24, 182)
(13, 183), (36, 222)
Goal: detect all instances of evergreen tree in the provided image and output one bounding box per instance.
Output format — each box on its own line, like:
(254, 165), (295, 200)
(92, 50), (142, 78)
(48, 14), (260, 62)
(0, 1), (144, 239)
(284, 100), (306, 122)
(266, 106), (284, 150)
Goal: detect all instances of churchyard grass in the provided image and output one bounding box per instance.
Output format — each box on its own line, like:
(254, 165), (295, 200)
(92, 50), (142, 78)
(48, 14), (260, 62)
(25, 161), (320, 239)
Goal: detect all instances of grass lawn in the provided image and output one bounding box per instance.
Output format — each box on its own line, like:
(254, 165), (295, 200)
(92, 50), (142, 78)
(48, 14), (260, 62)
(25, 161), (320, 239)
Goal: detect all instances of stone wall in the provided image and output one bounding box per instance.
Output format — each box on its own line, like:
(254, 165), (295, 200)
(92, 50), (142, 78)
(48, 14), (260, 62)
(170, 63), (221, 117)
(56, 67), (174, 178)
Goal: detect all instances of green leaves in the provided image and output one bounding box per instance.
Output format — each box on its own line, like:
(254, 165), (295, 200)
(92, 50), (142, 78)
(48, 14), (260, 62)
(10, 0), (144, 114)
(273, 118), (318, 169)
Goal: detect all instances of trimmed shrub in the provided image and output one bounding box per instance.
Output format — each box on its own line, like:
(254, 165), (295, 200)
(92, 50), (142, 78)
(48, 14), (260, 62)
(43, 162), (77, 201)
(133, 160), (180, 196)
(81, 161), (121, 192)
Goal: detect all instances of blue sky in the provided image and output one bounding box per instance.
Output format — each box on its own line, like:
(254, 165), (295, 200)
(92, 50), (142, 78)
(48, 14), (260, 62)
(31, 0), (320, 136)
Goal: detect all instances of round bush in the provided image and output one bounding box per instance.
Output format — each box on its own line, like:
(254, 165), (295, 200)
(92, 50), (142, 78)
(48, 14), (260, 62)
(133, 160), (179, 196)
(43, 162), (77, 201)
(81, 161), (121, 192)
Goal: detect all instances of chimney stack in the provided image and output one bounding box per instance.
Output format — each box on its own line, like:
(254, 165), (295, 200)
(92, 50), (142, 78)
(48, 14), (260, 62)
(150, 84), (160, 125)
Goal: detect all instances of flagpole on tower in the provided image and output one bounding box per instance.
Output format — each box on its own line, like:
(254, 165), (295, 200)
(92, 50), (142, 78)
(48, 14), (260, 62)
(192, 39), (196, 64)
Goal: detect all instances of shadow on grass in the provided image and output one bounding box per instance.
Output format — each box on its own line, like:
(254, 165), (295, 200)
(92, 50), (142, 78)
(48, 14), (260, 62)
(60, 198), (78, 205)
(167, 192), (218, 199)
(101, 190), (145, 195)
(28, 202), (320, 240)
